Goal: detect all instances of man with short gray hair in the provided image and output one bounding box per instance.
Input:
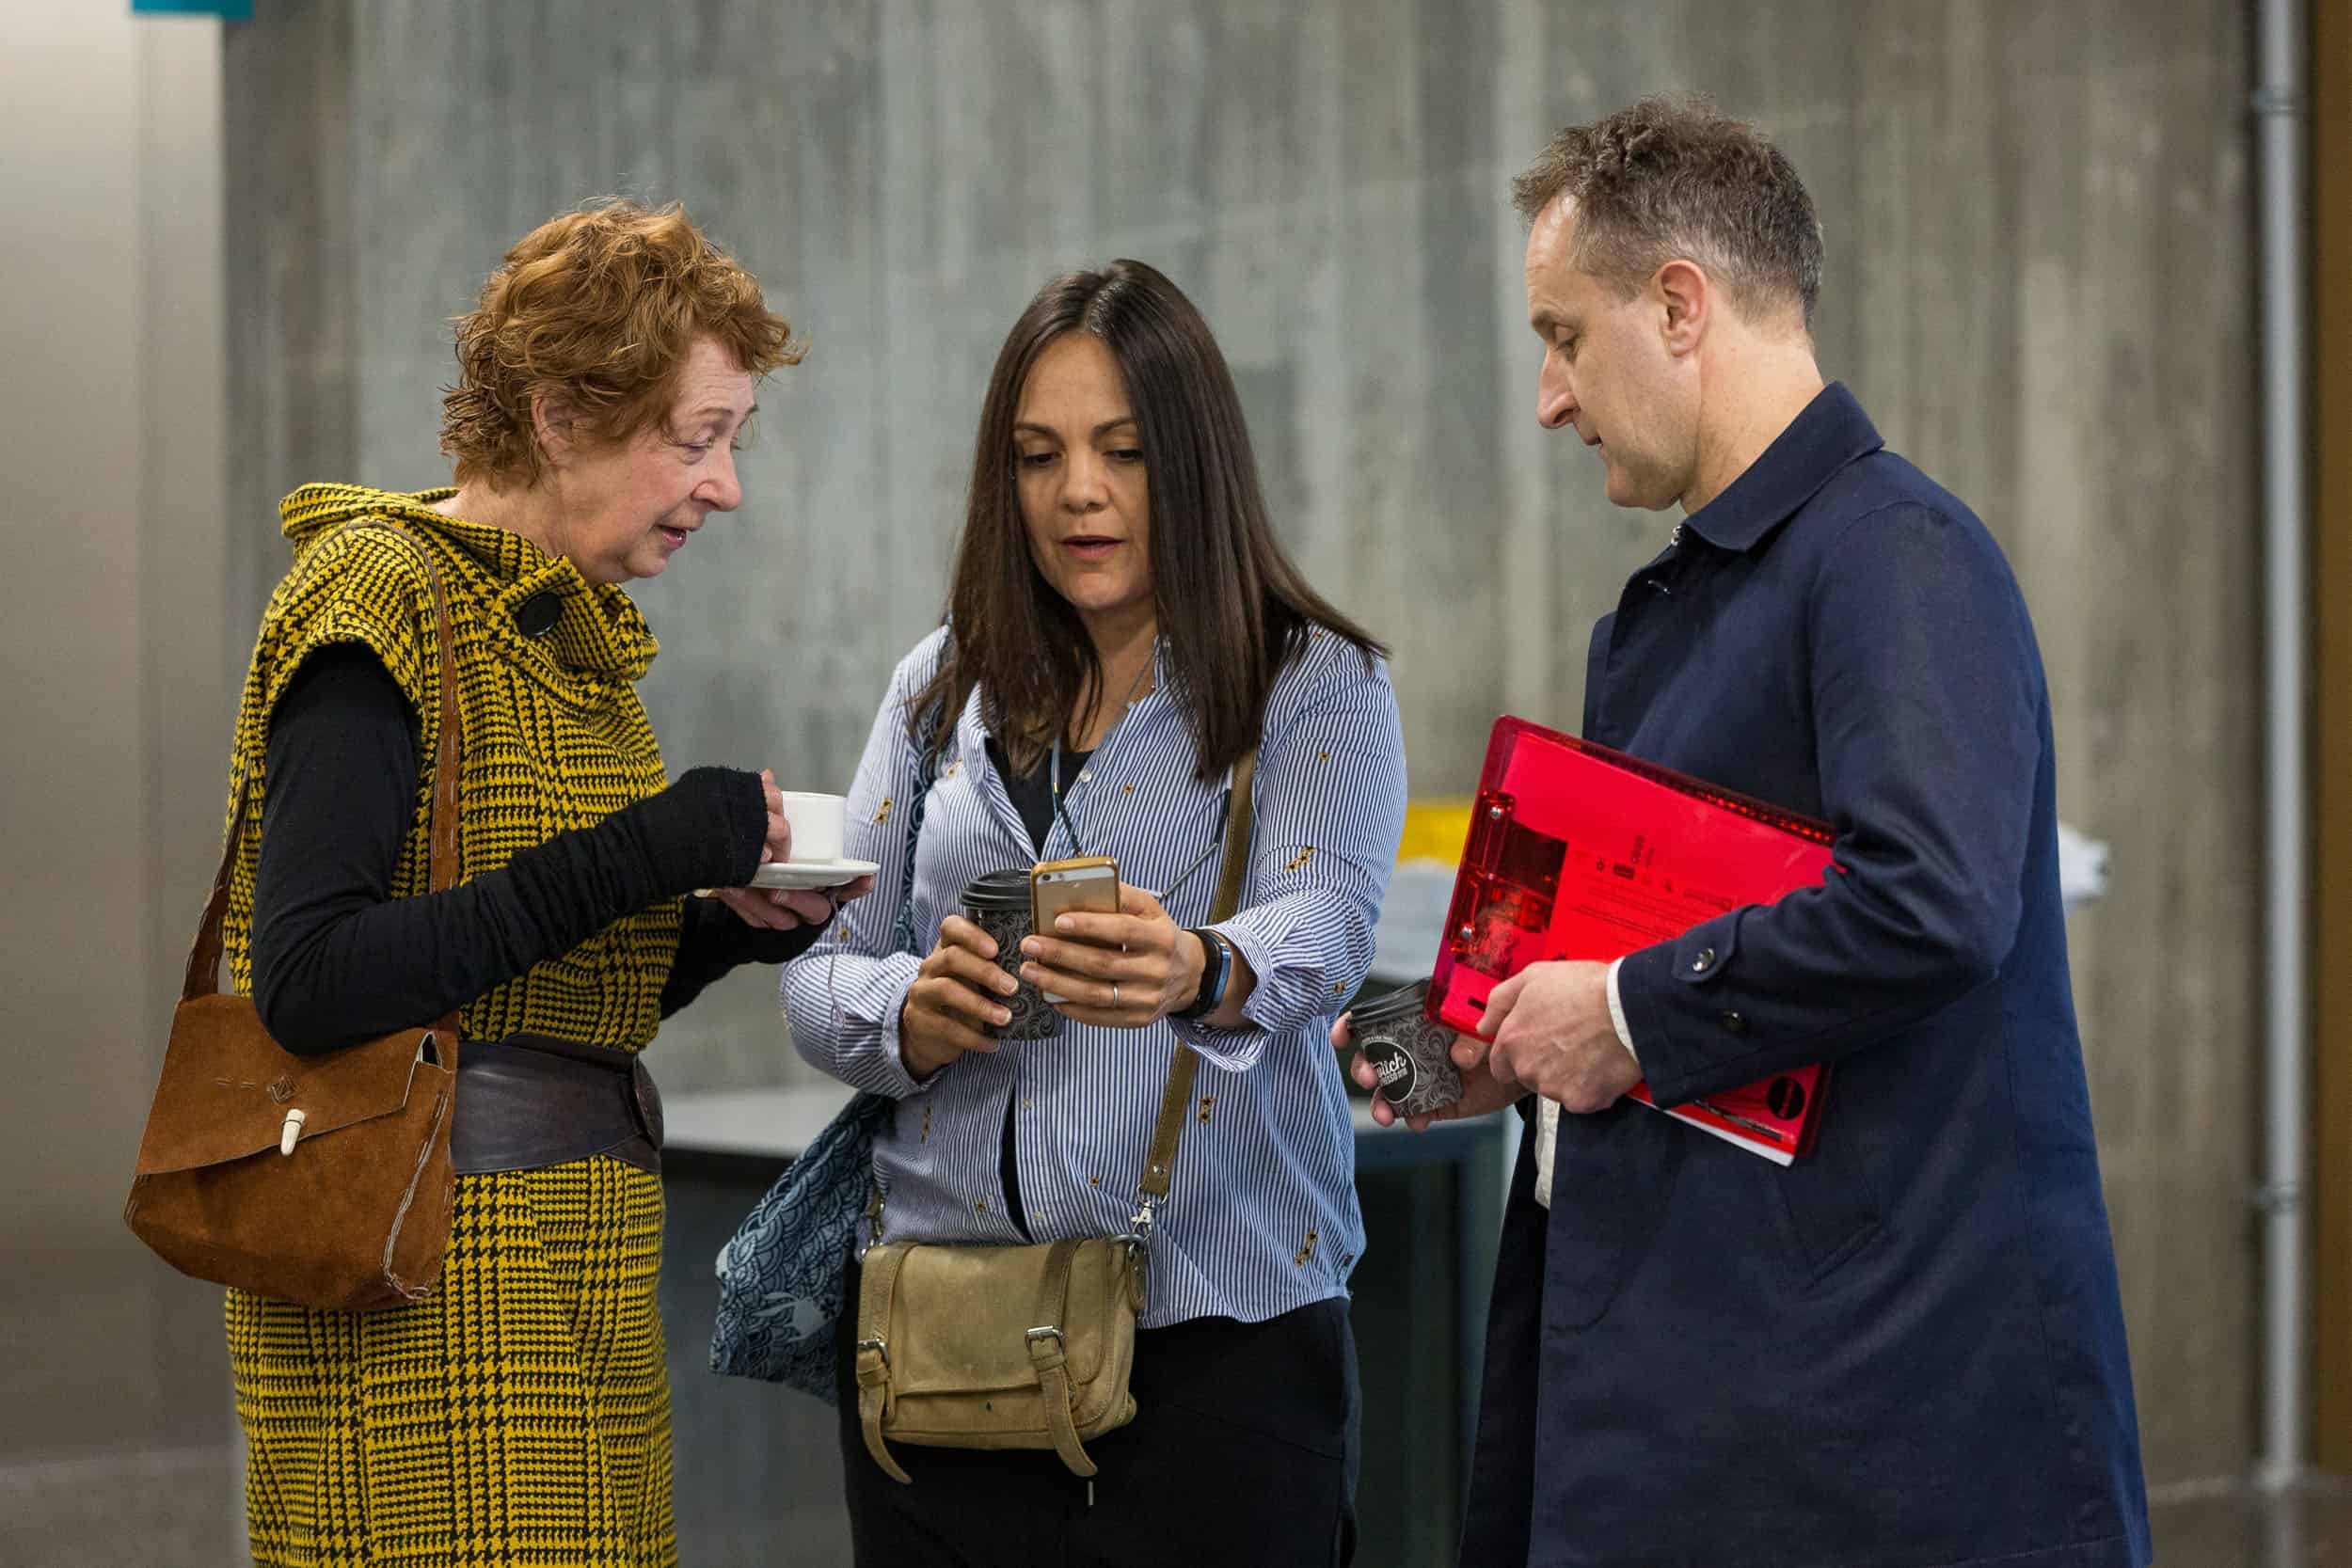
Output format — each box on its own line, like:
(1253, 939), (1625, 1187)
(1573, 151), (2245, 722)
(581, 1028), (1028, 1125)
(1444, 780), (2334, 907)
(1354, 97), (2151, 1567)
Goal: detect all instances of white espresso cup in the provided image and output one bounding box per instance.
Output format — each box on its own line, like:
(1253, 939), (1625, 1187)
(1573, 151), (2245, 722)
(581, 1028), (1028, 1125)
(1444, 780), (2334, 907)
(775, 791), (846, 863)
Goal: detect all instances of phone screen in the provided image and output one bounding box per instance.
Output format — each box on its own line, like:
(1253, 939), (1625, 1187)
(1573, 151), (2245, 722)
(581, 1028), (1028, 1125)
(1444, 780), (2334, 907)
(1031, 860), (1121, 1003)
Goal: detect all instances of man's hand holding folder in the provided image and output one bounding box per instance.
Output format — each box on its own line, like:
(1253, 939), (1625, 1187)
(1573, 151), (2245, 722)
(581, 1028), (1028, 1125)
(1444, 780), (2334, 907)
(1347, 717), (1839, 1162)
(1467, 961), (1641, 1112)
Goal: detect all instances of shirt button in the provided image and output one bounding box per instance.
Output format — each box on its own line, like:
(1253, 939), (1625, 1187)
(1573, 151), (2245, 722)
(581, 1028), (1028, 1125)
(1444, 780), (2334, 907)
(1691, 947), (1717, 974)
(1721, 1011), (1747, 1035)
(1022, 1098), (1033, 1110)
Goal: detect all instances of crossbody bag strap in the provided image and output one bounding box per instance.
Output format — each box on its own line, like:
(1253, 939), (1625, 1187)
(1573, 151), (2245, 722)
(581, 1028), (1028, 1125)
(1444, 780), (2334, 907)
(855, 1243), (914, 1484)
(885, 695), (946, 958)
(1138, 747), (1259, 1202)
(1025, 1238), (1095, 1477)
(179, 519), (465, 1031)
(885, 635), (956, 958)
(862, 674), (951, 1242)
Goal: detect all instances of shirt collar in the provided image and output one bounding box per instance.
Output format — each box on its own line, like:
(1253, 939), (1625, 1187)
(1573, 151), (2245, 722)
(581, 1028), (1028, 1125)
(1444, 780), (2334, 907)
(1678, 382), (1883, 554)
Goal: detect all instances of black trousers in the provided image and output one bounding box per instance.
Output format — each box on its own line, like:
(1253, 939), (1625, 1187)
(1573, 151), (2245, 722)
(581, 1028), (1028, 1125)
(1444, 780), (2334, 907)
(835, 1256), (1359, 1567)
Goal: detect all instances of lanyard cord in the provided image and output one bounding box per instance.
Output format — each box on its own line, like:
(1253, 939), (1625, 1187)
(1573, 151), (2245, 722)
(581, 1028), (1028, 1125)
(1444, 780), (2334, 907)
(1048, 649), (1156, 857)
(1046, 648), (1230, 911)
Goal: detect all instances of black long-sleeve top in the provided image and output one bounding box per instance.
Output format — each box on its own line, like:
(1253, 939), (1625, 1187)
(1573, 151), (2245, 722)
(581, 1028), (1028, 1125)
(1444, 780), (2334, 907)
(249, 645), (823, 1053)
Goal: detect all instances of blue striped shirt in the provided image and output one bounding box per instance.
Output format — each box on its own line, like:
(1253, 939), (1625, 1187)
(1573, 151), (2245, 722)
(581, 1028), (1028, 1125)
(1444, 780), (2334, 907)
(782, 626), (1407, 1328)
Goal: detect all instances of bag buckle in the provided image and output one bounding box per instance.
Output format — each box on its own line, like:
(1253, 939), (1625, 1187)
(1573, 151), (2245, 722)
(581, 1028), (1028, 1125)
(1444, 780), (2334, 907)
(853, 1336), (893, 1404)
(1025, 1325), (1068, 1374)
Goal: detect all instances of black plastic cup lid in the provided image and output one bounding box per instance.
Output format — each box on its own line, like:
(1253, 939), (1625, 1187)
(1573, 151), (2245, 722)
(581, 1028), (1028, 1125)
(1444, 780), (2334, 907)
(1351, 979), (1432, 1026)
(961, 869), (1032, 911)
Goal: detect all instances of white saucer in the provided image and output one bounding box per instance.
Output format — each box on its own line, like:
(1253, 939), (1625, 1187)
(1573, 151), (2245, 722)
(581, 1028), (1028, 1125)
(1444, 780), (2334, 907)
(746, 856), (879, 891)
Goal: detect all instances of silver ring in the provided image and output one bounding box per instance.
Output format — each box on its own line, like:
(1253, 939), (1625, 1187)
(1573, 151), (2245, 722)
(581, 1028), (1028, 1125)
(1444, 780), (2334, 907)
(1111, 982), (1122, 1009)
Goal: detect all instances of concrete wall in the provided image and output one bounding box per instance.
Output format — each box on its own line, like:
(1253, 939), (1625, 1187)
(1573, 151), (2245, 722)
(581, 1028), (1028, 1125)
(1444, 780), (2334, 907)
(222, 0), (2260, 1487)
(1, 8), (236, 1465)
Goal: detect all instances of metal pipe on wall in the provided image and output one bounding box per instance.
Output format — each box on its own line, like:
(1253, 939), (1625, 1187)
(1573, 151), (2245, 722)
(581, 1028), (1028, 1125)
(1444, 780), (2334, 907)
(2254, 0), (2310, 1495)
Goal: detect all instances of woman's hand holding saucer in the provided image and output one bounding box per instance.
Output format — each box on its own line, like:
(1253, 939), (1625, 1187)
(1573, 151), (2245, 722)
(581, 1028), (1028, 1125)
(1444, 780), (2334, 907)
(758, 768), (793, 863)
(712, 884), (836, 930)
(708, 770), (877, 929)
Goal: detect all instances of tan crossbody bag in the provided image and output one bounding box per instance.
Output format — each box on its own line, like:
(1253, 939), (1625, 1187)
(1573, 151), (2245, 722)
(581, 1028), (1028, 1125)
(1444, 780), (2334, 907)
(852, 749), (1257, 1483)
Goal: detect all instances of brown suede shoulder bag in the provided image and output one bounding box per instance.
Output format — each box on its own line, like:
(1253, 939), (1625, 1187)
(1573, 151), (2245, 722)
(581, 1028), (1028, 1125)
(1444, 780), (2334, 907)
(124, 519), (463, 1312)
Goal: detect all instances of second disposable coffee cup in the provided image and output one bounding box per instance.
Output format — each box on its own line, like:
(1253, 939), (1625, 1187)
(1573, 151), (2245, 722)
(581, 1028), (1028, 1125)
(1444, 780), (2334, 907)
(960, 871), (1060, 1040)
(1349, 979), (1463, 1116)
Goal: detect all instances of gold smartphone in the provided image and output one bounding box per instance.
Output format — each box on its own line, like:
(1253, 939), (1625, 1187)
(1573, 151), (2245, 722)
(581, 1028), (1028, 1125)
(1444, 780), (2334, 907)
(1030, 856), (1122, 1004)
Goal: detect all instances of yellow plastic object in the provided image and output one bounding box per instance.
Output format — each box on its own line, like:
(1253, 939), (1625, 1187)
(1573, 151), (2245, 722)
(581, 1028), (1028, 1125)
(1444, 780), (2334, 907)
(1397, 798), (1476, 867)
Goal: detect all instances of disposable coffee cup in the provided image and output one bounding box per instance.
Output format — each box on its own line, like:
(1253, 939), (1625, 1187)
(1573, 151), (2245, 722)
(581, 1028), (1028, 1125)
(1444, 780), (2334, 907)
(1349, 980), (1462, 1117)
(776, 791), (846, 863)
(960, 871), (1059, 1040)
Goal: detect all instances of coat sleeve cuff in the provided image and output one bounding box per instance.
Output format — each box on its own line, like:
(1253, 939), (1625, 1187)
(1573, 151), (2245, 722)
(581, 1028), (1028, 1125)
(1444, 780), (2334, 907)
(1613, 940), (1694, 1101)
(1605, 956), (1639, 1068)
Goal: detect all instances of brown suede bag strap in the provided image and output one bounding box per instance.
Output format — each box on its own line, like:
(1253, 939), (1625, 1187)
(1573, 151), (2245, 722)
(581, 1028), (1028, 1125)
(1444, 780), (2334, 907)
(855, 1243), (914, 1484)
(180, 520), (464, 1026)
(1025, 1238), (1095, 1477)
(1139, 747), (1258, 1202)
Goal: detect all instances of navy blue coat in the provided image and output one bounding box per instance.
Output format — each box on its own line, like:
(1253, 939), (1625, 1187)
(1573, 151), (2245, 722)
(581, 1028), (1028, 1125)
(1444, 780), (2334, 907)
(1460, 386), (2151, 1568)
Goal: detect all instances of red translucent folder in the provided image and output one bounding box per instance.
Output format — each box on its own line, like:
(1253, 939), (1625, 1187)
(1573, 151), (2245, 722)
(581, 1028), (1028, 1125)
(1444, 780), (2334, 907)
(1424, 717), (1840, 1164)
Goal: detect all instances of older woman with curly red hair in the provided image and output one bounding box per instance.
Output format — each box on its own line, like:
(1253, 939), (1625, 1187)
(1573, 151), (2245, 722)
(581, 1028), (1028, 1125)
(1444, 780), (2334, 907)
(219, 199), (861, 1567)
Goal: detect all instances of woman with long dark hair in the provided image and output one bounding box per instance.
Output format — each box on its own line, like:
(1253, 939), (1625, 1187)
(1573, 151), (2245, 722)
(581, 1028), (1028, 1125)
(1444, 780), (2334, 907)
(784, 259), (1406, 1564)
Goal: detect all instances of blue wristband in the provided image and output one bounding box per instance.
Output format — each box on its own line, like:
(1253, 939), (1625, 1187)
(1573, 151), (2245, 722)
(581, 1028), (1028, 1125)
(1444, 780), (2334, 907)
(1176, 927), (1232, 1020)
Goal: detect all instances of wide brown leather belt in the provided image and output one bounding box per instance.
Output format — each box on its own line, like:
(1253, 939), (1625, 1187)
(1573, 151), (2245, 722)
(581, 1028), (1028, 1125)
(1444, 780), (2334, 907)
(451, 1034), (663, 1177)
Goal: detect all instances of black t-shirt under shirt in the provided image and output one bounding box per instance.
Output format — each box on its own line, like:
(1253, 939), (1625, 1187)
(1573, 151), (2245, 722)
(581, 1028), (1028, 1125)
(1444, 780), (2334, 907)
(984, 737), (1092, 856)
(977, 736), (1098, 1243)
